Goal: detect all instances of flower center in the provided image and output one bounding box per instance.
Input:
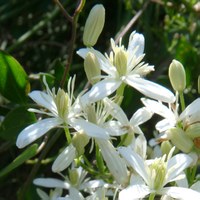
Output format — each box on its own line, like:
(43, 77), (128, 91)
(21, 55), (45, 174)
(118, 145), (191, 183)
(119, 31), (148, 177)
(55, 89), (69, 120)
(149, 157), (166, 190)
(114, 48), (128, 76)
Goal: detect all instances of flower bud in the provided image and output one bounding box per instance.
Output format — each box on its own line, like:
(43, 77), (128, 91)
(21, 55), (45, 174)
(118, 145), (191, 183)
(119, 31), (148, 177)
(83, 4), (105, 47)
(69, 168), (79, 186)
(84, 52), (101, 84)
(167, 127), (193, 153)
(168, 59), (186, 92)
(161, 140), (173, 156)
(52, 144), (77, 172)
(186, 123), (200, 139)
(72, 132), (90, 156)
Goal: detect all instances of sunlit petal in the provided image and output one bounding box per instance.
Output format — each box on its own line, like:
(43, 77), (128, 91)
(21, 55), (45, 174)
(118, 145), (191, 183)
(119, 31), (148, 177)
(16, 118), (62, 148)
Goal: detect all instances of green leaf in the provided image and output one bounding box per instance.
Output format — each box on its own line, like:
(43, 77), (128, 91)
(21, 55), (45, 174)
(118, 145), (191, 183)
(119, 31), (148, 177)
(0, 144), (38, 178)
(0, 106), (36, 142)
(0, 50), (30, 104)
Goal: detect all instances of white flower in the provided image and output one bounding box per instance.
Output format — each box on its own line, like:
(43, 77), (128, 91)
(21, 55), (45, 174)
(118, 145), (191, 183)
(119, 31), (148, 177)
(34, 167), (106, 200)
(16, 76), (82, 148)
(36, 188), (63, 200)
(118, 146), (200, 200)
(104, 98), (152, 136)
(142, 97), (200, 133)
(77, 31), (175, 103)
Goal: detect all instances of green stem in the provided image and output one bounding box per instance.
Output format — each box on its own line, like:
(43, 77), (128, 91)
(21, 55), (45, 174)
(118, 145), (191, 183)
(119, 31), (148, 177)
(64, 127), (72, 144)
(95, 142), (105, 173)
(148, 193), (156, 200)
(179, 91), (185, 112)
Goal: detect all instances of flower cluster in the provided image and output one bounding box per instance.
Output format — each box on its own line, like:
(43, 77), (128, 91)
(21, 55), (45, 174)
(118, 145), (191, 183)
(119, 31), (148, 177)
(16, 4), (200, 200)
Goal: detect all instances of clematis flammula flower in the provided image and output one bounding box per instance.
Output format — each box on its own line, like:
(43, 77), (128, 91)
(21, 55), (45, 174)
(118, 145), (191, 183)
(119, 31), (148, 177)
(118, 146), (200, 200)
(34, 167), (106, 200)
(142, 97), (200, 132)
(77, 31), (175, 104)
(16, 76), (109, 149)
(103, 98), (153, 137)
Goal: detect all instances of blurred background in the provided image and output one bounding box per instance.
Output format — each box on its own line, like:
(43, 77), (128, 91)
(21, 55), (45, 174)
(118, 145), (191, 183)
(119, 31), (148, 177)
(0, 0), (200, 199)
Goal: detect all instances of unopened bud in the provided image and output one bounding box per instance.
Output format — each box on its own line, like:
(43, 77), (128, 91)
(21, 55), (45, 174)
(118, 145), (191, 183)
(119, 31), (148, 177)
(161, 140), (173, 156)
(167, 127), (193, 153)
(83, 4), (105, 47)
(84, 52), (101, 84)
(72, 132), (90, 155)
(186, 123), (200, 139)
(69, 169), (79, 186)
(168, 59), (186, 92)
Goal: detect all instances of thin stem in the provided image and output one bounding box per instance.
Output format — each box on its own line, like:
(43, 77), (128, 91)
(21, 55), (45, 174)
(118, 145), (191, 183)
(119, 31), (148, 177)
(59, 0), (85, 88)
(114, 0), (149, 45)
(64, 127), (72, 144)
(53, 0), (73, 22)
(148, 193), (156, 200)
(18, 129), (63, 199)
(179, 91), (185, 112)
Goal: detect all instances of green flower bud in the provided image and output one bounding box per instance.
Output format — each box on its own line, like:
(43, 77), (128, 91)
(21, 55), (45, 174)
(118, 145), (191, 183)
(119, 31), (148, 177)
(114, 49), (127, 76)
(83, 4), (105, 47)
(72, 132), (90, 155)
(69, 168), (79, 186)
(161, 140), (173, 156)
(167, 127), (193, 153)
(168, 59), (186, 92)
(84, 52), (101, 84)
(186, 123), (200, 139)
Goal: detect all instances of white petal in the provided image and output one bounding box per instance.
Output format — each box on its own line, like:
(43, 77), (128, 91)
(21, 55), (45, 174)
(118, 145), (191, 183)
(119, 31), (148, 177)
(84, 79), (121, 103)
(70, 118), (109, 139)
(180, 98), (200, 120)
(166, 154), (192, 183)
(125, 77), (175, 103)
(105, 120), (127, 136)
(130, 107), (152, 126)
(76, 48), (90, 58)
(16, 118), (62, 148)
(29, 91), (57, 115)
(96, 139), (128, 185)
(141, 98), (175, 119)
(52, 144), (77, 172)
(33, 178), (70, 189)
(118, 146), (149, 185)
(119, 184), (150, 200)
(159, 187), (200, 200)
(104, 98), (129, 124)
(128, 31), (144, 57)
(155, 119), (175, 132)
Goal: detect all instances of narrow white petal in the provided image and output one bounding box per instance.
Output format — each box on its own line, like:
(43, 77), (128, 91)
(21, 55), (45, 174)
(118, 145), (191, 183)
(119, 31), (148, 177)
(160, 187), (200, 200)
(70, 118), (109, 139)
(96, 139), (128, 185)
(130, 107), (152, 126)
(128, 32), (145, 57)
(125, 77), (175, 103)
(166, 154), (192, 183)
(118, 146), (149, 184)
(155, 119), (175, 132)
(33, 178), (70, 189)
(105, 120), (127, 136)
(29, 91), (57, 115)
(141, 98), (175, 119)
(119, 184), (150, 200)
(180, 98), (200, 120)
(16, 118), (62, 148)
(36, 188), (49, 200)
(76, 48), (90, 58)
(52, 144), (77, 172)
(86, 79), (121, 103)
(104, 98), (129, 124)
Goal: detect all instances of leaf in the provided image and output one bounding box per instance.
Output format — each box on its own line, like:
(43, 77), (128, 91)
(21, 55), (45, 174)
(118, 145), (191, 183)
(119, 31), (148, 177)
(0, 106), (36, 142)
(0, 50), (30, 104)
(0, 144), (38, 178)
